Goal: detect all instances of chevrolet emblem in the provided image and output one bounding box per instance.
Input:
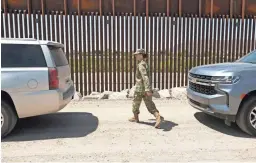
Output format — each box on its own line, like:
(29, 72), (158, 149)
(191, 78), (197, 83)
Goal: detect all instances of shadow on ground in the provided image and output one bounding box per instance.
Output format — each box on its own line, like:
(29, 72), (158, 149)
(194, 112), (255, 138)
(139, 119), (178, 131)
(2, 112), (99, 142)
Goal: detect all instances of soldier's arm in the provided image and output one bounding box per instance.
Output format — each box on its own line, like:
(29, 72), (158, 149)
(138, 63), (151, 92)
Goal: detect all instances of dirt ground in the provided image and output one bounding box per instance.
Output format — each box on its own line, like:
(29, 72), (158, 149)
(2, 99), (256, 162)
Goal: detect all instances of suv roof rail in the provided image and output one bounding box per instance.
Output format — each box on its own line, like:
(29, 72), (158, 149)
(1, 38), (37, 41)
(1, 38), (64, 48)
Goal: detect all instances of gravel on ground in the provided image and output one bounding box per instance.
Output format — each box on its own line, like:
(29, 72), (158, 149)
(2, 100), (256, 162)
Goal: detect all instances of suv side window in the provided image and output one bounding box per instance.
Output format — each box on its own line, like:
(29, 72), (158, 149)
(1, 44), (47, 68)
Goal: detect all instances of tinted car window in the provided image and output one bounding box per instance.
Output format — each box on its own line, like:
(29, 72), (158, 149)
(1, 44), (47, 68)
(48, 46), (68, 66)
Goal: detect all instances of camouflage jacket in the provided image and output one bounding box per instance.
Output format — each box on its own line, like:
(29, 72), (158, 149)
(135, 60), (152, 92)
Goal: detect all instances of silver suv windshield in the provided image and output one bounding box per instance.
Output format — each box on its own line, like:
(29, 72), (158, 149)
(237, 50), (256, 64)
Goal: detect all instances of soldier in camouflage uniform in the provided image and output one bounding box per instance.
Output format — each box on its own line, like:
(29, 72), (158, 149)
(129, 49), (164, 128)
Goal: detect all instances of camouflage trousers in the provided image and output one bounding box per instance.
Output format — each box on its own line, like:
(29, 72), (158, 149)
(132, 92), (159, 115)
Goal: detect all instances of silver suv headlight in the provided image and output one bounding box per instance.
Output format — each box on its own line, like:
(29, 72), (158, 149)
(211, 76), (240, 84)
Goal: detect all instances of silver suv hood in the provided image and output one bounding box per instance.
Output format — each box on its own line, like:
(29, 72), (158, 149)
(190, 62), (256, 76)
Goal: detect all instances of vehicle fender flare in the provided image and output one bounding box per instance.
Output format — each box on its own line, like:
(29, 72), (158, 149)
(237, 90), (256, 117)
(1, 90), (18, 118)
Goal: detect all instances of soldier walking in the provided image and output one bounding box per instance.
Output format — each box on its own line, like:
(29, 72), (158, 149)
(129, 49), (164, 128)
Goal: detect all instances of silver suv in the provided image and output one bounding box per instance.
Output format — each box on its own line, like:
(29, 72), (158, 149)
(187, 50), (256, 136)
(1, 38), (75, 138)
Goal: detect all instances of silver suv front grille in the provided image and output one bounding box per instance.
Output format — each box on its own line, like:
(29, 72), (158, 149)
(189, 81), (217, 95)
(189, 73), (212, 80)
(189, 73), (217, 95)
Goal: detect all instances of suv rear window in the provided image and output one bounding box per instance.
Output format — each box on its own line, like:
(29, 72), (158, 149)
(1, 44), (47, 68)
(48, 46), (68, 66)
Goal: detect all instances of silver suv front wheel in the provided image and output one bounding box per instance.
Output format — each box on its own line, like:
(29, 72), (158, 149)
(236, 96), (256, 136)
(1, 113), (4, 128)
(250, 107), (256, 129)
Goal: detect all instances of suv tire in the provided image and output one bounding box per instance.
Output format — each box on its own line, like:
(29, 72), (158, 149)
(236, 96), (256, 136)
(1, 100), (18, 138)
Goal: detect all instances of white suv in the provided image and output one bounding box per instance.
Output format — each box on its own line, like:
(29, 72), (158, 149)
(1, 38), (75, 138)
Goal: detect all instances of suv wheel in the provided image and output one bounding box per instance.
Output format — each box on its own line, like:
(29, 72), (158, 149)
(1, 100), (18, 138)
(236, 96), (256, 136)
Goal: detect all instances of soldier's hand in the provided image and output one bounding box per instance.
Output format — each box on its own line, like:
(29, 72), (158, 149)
(145, 91), (153, 96)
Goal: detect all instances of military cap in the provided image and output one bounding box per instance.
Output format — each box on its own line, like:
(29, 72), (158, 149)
(133, 49), (147, 55)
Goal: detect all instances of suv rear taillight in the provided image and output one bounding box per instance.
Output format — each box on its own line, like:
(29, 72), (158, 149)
(48, 68), (59, 89)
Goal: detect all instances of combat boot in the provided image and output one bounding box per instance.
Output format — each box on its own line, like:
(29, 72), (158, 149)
(154, 112), (164, 128)
(128, 113), (139, 123)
